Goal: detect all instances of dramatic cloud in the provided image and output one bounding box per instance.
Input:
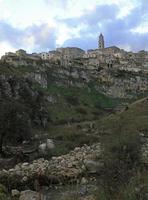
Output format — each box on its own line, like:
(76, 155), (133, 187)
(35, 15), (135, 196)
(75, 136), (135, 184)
(0, 21), (56, 53)
(0, 0), (147, 57)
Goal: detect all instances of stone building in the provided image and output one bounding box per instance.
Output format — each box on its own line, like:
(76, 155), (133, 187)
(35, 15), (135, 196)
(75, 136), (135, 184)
(56, 47), (85, 59)
(40, 51), (61, 61)
(40, 52), (49, 60)
(1, 52), (18, 63)
(101, 46), (121, 55)
(1, 50), (41, 66)
(16, 49), (27, 56)
(40, 47), (85, 65)
(87, 49), (102, 58)
(56, 47), (85, 66)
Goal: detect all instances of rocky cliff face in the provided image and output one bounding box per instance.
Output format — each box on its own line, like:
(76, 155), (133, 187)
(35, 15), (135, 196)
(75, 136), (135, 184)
(0, 73), (49, 128)
(96, 68), (148, 98)
(0, 61), (111, 126)
(0, 59), (147, 129)
(1, 58), (147, 99)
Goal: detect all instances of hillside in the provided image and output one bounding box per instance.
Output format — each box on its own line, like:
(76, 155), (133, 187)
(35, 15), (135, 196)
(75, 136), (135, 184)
(0, 61), (121, 125)
(0, 58), (148, 199)
(94, 98), (148, 199)
(0, 61), (123, 157)
(98, 97), (148, 138)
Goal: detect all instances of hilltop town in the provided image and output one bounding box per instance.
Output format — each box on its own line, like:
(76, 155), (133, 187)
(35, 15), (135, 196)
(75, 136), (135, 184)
(1, 33), (148, 72)
(0, 33), (148, 98)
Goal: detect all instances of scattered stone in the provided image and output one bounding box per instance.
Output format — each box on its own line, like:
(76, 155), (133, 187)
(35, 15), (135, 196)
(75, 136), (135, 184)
(0, 143), (102, 187)
(11, 189), (20, 197)
(19, 190), (42, 200)
(22, 176), (28, 182)
(81, 177), (88, 184)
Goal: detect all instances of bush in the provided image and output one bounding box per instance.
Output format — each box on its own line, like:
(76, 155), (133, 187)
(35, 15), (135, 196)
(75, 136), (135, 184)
(0, 184), (7, 200)
(65, 96), (79, 106)
(75, 107), (87, 115)
(0, 99), (32, 153)
(100, 115), (141, 196)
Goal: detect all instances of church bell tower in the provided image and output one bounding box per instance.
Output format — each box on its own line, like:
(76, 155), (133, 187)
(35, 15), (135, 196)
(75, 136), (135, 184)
(98, 33), (105, 49)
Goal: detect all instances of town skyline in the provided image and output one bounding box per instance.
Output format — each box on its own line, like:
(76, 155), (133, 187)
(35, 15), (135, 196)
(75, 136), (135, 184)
(0, 0), (148, 57)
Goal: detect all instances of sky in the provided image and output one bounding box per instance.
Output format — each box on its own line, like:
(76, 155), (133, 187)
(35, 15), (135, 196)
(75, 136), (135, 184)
(0, 0), (148, 56)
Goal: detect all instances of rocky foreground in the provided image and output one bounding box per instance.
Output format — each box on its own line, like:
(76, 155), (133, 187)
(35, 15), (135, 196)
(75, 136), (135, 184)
(0, 140), (148, 199)
(0, 143), (103, 189)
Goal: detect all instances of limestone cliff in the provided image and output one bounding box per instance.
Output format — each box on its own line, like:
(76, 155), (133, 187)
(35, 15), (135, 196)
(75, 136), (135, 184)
(0, 58), (147, 127)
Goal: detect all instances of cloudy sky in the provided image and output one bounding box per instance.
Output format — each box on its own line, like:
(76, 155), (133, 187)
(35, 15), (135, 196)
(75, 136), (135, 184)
(0, 0), (148, 56)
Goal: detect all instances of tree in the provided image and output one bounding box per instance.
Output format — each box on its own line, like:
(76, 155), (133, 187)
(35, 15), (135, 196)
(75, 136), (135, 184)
(0, 99), (32, 154)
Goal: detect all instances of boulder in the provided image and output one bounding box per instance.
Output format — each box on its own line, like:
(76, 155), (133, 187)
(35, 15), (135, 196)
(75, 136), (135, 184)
(84, 160), (102, 174)
(81, 177), (88, 184)
(46, 139), (55, 149)
(38, 143), (46, 154)
(19, 190), (44, 200)
(11, 189), (20, 197)
(38, 139), (55, 154)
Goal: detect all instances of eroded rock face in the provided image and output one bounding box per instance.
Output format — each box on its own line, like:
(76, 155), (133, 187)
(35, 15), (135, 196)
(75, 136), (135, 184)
(0, 75), (49, 128)
(1, 51), (148, 102)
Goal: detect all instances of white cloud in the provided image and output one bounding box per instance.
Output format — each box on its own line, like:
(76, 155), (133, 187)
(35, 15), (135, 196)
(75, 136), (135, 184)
(0, 0), (139, 28)
(0, 42), (16, 57)
(117, 1), (137, 18)
(0, 0), (147, 54)
(1, 0), (135, 29)
(130, 17), (148, 34)
(56, 23), (88, 47)
(22, 35), (35, 52)
(118, 44), (132, 51)
(0, 0), (11, 21)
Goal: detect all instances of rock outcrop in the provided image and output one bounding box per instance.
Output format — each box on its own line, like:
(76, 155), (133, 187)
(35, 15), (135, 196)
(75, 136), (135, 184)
(0, 57), (148, 99)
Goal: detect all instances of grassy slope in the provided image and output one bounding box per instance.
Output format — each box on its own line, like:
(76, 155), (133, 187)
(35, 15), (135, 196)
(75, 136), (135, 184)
(0, 62), (122, 155)
(0, 62), (37, 75)
(94, 97), (148, 200)
(41, 84), (121, 155)
(46, 84), (120, 123)
(98, 97), (148, 136)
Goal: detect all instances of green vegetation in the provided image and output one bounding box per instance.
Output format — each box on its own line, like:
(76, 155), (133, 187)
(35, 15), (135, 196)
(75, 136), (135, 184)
(48, 123), (99, 156)
(46, 83), (120, 124)
(0, 60), (148, 198)
(0, 61), (122, 157)
(0, 61), (38, 76)
(98, 98), (148, 138)
(0, 100), (32, 154)
(95, 169), (148, 200)
(0, 184), (7, 200)
(95, 98), (148, 199)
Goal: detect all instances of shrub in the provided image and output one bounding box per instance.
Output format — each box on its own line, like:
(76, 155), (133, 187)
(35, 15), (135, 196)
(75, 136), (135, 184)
(75, 107), (87, 115)
(100, 115), (141, 196)
(65, 96), (79, 106)
(0, 99), (32, 153)
(0, 184), (7, 200)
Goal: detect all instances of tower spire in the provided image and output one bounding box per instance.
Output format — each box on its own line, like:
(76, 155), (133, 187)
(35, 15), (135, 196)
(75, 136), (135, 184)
(99, 33), (105, 49)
